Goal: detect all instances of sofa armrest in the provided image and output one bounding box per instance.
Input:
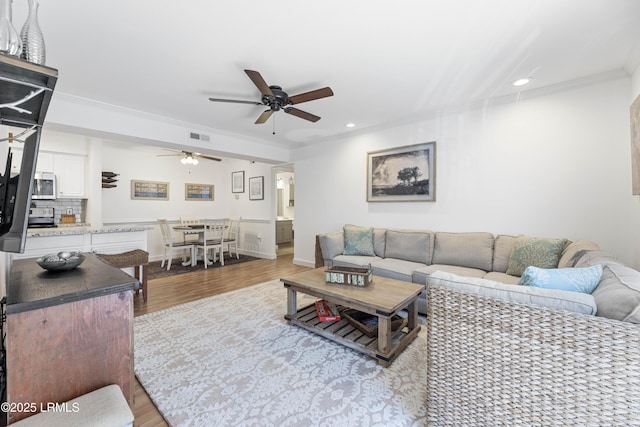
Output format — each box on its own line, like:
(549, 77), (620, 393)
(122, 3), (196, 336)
(426, 283), (640, 425)
(316, 231), (344, 267)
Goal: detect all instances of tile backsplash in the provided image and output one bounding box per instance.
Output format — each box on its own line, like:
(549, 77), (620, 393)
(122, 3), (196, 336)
(32, 199), (87, 224)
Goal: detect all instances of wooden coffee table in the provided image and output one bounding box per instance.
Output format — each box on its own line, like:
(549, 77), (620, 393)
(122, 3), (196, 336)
(281, 268), (423, 367)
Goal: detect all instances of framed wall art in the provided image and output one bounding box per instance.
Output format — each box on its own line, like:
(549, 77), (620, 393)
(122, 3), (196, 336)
(232, 171), (245, 193)
(367, 142), (436, 202)
(631, 94), (640, 195)
(249, 176), (264, 200)
(131, 180), (170, 200)
(185, 183), (214, 201)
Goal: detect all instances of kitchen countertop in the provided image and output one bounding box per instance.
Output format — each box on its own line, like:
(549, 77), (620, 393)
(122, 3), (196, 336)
(7, 252), (137, 314)
(27, 224), (152, 237)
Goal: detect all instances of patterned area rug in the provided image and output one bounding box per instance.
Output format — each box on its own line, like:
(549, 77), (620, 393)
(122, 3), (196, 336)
(147, 254), (259, 280)
(134, 280), (427, 426)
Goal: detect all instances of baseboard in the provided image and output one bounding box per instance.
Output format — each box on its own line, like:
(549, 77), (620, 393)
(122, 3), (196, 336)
(148, 250), (274, 263)
(293, 258), (316, 268)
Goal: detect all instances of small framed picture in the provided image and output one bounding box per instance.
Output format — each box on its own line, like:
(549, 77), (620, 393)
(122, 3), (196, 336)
(232, 171), (244, 193)
(131, 180), (170, 200)
(185, 183), (214, 201)
(249, 176), (264, 200)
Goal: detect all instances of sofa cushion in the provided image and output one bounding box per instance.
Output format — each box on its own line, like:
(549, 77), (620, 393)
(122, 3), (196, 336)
(413, 264), (486, 285)
(385, 229), (433, 265)
(370, 258), (426, 282)
(343, 224), (375, 256)
(483, 271), (521, 285)
(373, 228), (387, 257)
(428, 271), (598, 315)
(492, 235), (517, 273)
(506, 235), (568, 277)
(432, 232), (494, 271)
(592, 264), (640, 323)
(557, 240), (600, 268)
(333, 254), (382, 269)
(519, 265), (603, 294)
(318, 231), (344, 264)
(573, 250), (621, 268)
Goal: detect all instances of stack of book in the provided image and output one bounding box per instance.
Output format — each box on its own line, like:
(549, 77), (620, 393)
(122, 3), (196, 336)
(315, 299), (341, 322)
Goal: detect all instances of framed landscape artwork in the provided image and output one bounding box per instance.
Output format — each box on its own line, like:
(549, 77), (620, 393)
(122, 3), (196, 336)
(367, 142), (436, 202)
(249, 176), (264, 200)
(232, 171), (244, 193)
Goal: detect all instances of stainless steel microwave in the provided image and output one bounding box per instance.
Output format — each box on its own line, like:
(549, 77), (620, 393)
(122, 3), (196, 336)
(32, 172), (56, 199)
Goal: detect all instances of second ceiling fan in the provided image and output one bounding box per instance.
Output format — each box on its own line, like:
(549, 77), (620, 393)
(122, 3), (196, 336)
(209, 70), (334, 124)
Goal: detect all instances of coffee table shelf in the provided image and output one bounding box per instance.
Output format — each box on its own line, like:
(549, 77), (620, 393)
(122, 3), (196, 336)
(282, 268), (422, 367)
(287, 303), (411, 358)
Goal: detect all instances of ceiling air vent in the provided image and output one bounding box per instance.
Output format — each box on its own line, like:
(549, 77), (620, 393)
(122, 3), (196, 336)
(189, 131), (210, 142)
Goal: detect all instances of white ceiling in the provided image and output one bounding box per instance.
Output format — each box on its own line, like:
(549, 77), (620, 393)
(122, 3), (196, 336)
(11, 0), (640, 151)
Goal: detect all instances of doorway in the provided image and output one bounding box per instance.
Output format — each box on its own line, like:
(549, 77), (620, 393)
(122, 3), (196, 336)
(274, 164), (294, 256)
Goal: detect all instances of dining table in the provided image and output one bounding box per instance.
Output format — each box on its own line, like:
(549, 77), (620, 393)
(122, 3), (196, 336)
(173, 221), (227, 266)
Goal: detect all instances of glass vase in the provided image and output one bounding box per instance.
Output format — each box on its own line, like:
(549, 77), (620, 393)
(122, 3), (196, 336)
(0, 0), (21, 56)
(20, 0), (45, 65)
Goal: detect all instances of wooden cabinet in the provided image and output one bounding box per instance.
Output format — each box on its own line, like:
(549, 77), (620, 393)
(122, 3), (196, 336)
(276, 220), (293, 244)
(5, 254), (135, 423)
(54, 153), (86, 198)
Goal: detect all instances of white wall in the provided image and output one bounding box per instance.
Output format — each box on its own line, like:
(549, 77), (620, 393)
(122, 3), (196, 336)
(99, 142), (277, 260)
(293, 76), (640, 268)
(27, 135), (279, 261)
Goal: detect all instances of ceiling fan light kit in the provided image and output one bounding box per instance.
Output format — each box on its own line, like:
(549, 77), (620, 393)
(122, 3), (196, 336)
(180, 154), (198, 165)
(209, 69), (334, 125)
(158, 150), (222, 164)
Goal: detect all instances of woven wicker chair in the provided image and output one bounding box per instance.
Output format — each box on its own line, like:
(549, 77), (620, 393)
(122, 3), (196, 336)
(95, 249), (149, 302)
(426, 283), (640, 426)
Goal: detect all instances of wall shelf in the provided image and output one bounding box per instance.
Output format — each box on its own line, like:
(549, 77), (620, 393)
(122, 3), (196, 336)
(0, 53), (58, 129)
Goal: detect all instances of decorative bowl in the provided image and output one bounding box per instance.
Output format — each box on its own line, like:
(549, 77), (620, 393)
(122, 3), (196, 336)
(36, 252), (86, 271)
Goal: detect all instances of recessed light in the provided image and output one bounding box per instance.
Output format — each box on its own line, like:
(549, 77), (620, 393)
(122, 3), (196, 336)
(513, 78), (533, 87)
(345, 123), (355, 128)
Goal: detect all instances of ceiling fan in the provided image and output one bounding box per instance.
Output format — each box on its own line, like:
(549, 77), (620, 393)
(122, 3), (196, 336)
(209, 69), (334, 124)
(157, 150), (221, 165)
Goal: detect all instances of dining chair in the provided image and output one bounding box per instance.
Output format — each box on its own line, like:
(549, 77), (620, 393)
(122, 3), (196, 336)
(180, 216), (202, 245)
(158, 218), (196, 270)
(196, 221), (225, 268)
(223, 216), (241, 260)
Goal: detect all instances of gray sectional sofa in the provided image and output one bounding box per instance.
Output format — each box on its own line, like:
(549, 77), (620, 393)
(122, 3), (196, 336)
(317, 225), (640, 323)
(317, 224), (640, 424)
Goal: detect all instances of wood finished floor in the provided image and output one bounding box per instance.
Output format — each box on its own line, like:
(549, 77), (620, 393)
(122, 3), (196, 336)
(132, 252), (310, 427)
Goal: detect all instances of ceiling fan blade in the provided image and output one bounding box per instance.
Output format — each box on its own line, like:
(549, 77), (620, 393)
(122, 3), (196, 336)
(209, 97), (262, 105)
(198, 154), (222, 162)
(255, 110), (274, 124)
(284, 107), (321, 122)
(245, 70), (274, 97)
(288, 87), (334, 105)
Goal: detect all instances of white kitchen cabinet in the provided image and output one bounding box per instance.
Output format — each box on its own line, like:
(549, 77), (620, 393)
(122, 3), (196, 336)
(9, 149), (54, 175)
(36, 151), (54, 173)
(54, 153), (87, 198)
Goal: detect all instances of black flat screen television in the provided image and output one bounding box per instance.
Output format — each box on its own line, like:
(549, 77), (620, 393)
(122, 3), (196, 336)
(0, 130), (39, 253)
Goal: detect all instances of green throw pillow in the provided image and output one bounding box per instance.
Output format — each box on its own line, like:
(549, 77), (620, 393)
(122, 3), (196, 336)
(506, 235), (568, 277)
(343, 224), (375, 256)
